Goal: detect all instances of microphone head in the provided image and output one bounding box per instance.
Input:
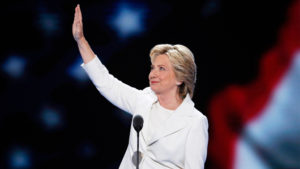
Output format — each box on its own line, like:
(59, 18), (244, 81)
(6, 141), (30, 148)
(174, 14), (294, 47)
(133, 115), (144, 132)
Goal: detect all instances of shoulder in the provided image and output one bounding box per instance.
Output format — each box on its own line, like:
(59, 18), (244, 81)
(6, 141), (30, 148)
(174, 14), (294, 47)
(142, 86), (153, 94)
(188, 106), (207, 121)
(189, 108), (209, 130)
(141, 87), (157, 99)
(131, 87), (157, 105)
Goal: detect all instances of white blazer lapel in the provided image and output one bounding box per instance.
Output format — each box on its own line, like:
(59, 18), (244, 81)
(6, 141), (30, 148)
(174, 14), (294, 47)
(139, 89), (157, 144)
(147, 94), (195, 146)
(140, 103), (152, 143)
(147, 114), (188, 146)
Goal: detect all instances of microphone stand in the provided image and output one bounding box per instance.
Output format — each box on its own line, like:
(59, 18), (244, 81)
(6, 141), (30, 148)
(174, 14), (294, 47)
(137, 131), (140, 169)
(133, 115), (143, 169)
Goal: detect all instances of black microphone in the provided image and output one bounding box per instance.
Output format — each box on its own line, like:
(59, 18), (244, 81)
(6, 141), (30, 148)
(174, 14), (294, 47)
(133, 115), (144, 132)
(133, 115), (143, 169)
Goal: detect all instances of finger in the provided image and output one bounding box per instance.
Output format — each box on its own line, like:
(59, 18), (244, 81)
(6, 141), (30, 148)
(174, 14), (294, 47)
(75, 5), (79, 15)
(74, 5), (78, 19)
(75, 6), (80, 22)
(78, 5), (82, 21)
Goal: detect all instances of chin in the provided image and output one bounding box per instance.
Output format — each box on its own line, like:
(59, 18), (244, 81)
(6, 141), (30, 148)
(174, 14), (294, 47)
(150, 85), (155, 91)
(150, 85), (160, 93)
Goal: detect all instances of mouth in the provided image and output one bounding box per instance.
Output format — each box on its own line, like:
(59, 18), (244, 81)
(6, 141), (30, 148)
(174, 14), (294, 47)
(150, 81), (159, 84)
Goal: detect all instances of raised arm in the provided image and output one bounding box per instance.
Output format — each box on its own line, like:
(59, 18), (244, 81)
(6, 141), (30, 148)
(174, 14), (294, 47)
(72, 5), (144, 114)
(72, 4), (95, 64)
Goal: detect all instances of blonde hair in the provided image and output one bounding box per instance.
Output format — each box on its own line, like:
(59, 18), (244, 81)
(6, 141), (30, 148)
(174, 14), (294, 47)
(149, 44), (197, 99)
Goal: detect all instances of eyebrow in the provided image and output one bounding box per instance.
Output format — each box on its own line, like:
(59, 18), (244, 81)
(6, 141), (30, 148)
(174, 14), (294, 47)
(151, 64), (166, 67)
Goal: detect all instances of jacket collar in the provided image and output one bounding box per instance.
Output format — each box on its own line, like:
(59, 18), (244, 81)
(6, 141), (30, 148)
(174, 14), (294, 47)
(145, 87), (195, 114)
(141, 89), (195, 146)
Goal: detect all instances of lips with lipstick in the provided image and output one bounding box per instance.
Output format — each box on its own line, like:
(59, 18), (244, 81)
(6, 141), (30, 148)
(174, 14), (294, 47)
(150, 81), (159, 84)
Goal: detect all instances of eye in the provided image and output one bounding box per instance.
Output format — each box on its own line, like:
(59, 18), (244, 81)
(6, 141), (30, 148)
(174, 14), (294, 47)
(150, 65), (154, 70)
(159, 66), (166, 71)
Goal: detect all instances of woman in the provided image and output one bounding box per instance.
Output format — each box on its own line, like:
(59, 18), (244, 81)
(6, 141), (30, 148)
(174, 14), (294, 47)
(72, 4), (208, 169)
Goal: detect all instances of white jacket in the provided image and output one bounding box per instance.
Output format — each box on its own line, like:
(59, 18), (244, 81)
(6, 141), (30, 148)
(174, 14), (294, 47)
(82, 56), (209, 169)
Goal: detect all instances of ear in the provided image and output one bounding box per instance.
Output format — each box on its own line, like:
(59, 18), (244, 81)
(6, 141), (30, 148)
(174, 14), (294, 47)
(176, 81), (183, 86)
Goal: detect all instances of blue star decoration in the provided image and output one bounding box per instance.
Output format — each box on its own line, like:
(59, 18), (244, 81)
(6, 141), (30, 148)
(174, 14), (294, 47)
(108, 2), (147, 39)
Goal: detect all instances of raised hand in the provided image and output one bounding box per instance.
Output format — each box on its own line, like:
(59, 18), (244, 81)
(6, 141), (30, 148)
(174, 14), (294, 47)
(72, 4), (84, 42)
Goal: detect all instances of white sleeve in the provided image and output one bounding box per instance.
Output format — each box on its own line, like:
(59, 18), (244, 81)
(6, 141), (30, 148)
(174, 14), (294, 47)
(81, 55), (142, 115)
(184, 116), (209, 169)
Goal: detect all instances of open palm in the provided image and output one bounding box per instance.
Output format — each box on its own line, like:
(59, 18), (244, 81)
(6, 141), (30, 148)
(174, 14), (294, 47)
(72, 4), (84, 42)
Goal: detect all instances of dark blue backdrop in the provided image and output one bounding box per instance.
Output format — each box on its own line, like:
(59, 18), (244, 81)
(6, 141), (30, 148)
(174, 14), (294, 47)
(0, 0), (294, 169)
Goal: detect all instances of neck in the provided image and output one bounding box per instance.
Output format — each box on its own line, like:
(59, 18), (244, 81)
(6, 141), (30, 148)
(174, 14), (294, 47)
(157, 91), (183, 110)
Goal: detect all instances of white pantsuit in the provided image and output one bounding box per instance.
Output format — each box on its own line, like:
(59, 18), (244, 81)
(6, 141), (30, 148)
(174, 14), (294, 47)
(82, 56), (209, 169)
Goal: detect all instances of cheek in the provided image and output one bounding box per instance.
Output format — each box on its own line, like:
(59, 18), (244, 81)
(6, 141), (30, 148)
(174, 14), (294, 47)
(167, 75), (177, 85)
(148, 71), (153, 79)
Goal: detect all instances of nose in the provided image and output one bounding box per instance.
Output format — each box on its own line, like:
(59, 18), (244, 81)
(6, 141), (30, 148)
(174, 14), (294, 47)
(149, 69), (158, 79)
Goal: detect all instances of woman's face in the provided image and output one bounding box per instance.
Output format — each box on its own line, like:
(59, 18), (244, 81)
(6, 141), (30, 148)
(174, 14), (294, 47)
(149, 54), (180, 96)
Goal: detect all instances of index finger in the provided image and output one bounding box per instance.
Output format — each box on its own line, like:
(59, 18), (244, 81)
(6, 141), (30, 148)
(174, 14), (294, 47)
(76, 4), (82, 21)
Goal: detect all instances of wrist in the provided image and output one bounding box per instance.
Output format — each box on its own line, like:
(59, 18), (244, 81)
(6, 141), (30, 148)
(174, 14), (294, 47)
(76, 36), (86, 44)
